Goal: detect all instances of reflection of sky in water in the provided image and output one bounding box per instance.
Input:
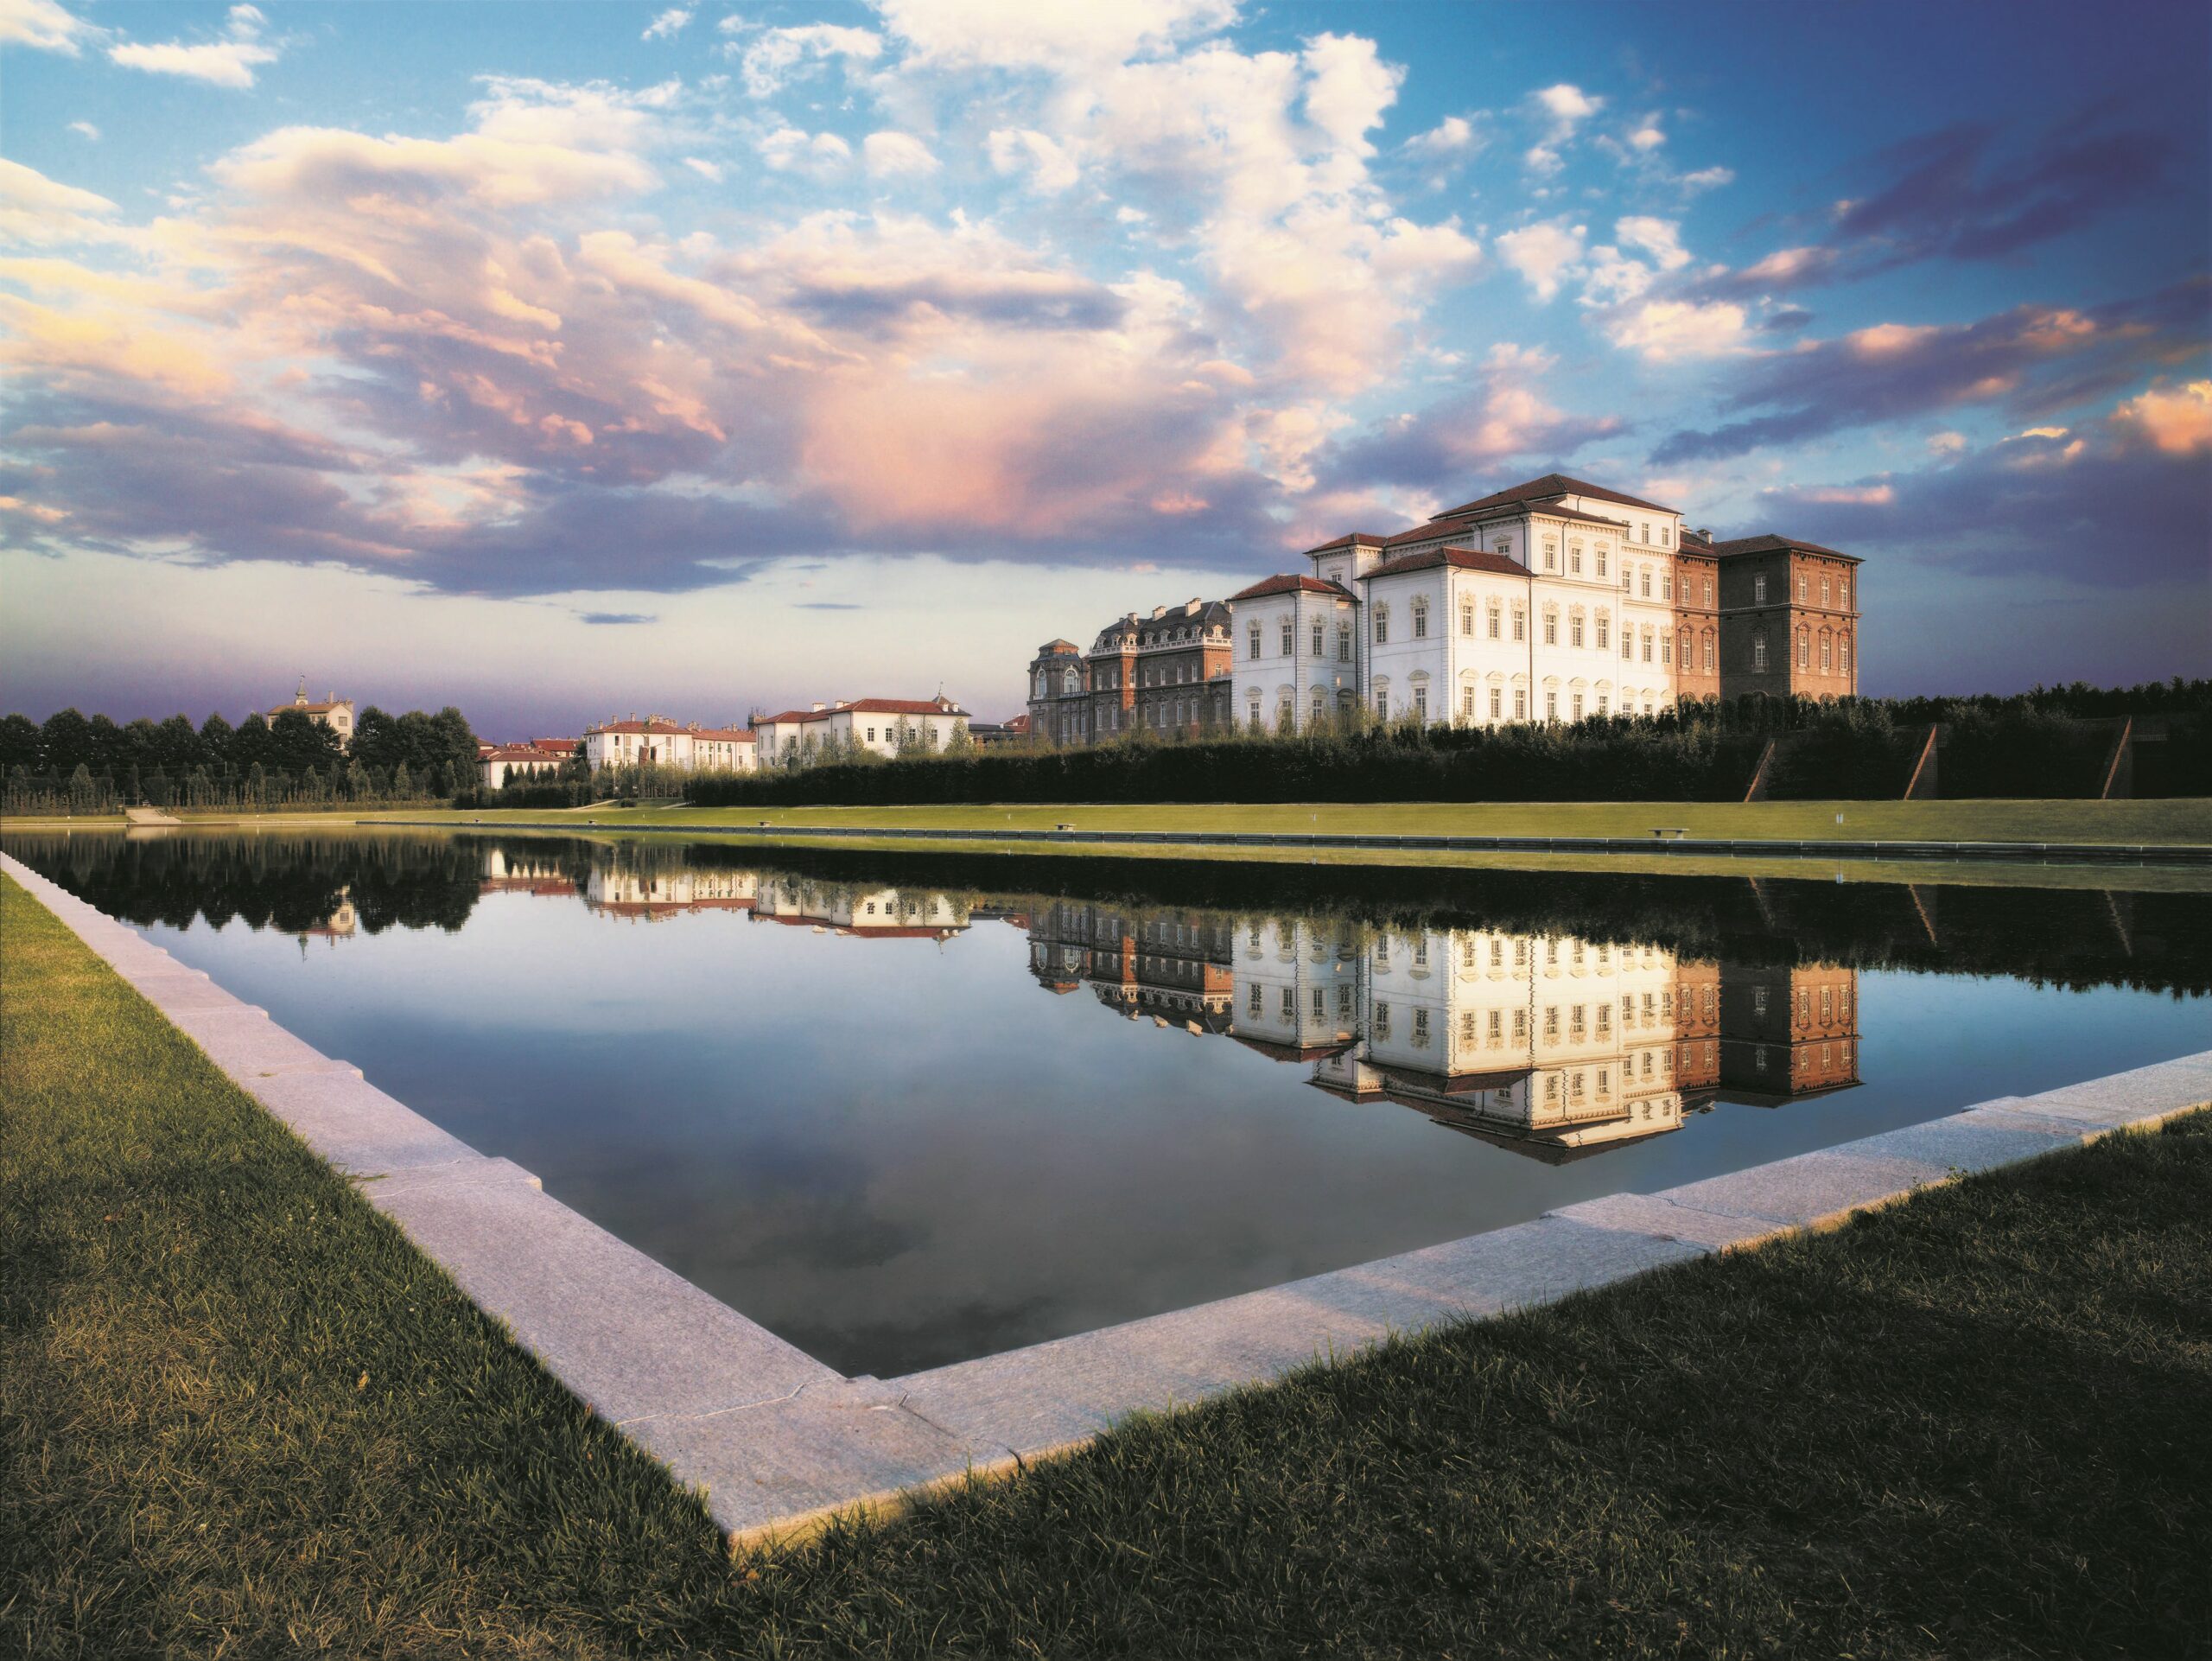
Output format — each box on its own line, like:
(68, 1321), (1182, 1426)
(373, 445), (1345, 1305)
(21, 837), (2210, 1377)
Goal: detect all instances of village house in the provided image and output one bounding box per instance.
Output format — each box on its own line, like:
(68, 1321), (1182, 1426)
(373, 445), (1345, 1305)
(478, 739), (576, 791)
(269, 678), (356, 748)
(750, 696), (969, 766)
(582, 716), (758, 774)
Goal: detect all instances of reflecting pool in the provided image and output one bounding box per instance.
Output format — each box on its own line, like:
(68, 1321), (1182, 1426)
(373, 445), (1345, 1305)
(9, 828), (2208, 1376)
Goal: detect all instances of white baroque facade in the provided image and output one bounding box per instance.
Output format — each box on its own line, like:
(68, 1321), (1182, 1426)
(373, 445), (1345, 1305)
(583, 716), (758, 773)
(1230, 475), (1696, 733)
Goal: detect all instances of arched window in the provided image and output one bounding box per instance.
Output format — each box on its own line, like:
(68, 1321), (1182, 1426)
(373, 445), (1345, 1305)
(1248, 693), (1262, 728)
(1064, 668), (1080, 695)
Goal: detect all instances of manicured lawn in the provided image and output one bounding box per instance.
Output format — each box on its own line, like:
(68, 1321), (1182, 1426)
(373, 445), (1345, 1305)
(5, 870), (2209, 1658)
(382, 795), (2212, 844)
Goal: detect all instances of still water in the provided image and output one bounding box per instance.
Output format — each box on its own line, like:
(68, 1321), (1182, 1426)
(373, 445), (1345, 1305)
(10, 829), (2207, 1377)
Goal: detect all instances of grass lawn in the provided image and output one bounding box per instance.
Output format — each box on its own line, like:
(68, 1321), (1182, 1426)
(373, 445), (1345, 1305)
(378, 795), (2212, 844)
(5, 869), (2209, 1658)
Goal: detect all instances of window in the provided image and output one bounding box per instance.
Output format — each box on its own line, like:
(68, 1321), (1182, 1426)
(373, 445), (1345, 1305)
(1639, 570), (1651, 598)
(1752, 632), (1770, 671)
(1661, 633), (1672, 666)
(1595, 544), (1608, 577)
(1513, 608), (1526, 642)
(1312, 688), (1325, 725)
(1248, 983), (1262, 1016)
(1248, 693), (1262, 726)
(1461, 684), (1477, 719)
(1569, 543), (1583, 574)
(1412, 598), (1429, 639)
(1460, 602), (1474, 636)
(867, 728), (876, 741)
(1799, 576), (1809, 601)
(1662, 574), (1672, 601)
(1542, 540), (1557, 570)
(1376, 690), (1390, 720)
(1596, 613), (1610, 650)
(1704, 578), (1713, 606)
(1642, 632), (1653, 664)
(1821, 636), (1833, 672)
(1490, 687), (1502, 719)
(1514, 687), (1527, 719)
(1571, 692), (1584, 721)
(1413, 684), (1427, 721)
(1280, 619), (1294, 656)
(1487, 605), (1501, 640)
(1374, 608), (1389, 644)
(1597, 690), (1608, 715)
(1543, 612), (1557, 646)
(1338, 622), (1352, 661)
(1621, 629), (1632, 661)
(1570, 614), (1585, 648)
(1703, 632), (1714, 670)
(1798, 632), (1809, 669)
(1660, 525), (1670, 547)
(1546, 690), (1558, 722)
(1754, 574), (1768, 604)
(1312, 620), (1325, 656)
(1246, 622), (1260, 660)
(1821, 577), (1831, 607)
(1841, 636), (1852, 672)
(1840, 581), (1851, 608)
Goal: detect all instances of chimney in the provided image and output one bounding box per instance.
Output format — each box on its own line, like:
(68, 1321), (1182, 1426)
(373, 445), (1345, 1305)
(1151, 605), (1166, 619)
(811, 702), (825, 711)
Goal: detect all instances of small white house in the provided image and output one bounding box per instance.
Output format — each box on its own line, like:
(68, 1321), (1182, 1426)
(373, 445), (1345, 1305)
(582, 716), (758, 773)
(752, 696), (969, 766)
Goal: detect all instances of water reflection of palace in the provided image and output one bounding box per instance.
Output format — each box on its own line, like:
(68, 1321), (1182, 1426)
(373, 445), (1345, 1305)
(1027, 909), (1861, 1163)
(752, 875), (970, 940)
(586, 866), (757, 920)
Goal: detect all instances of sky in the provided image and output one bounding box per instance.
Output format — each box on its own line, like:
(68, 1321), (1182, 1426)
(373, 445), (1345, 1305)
(3, 0), (2207, 736)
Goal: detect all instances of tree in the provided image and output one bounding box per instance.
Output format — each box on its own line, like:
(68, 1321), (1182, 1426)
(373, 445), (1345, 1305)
(269, 708), (345, 774)
(0, 713), (41, 773)
(41, 708), (91, 774)
(155, 713), (202, 773)
(67, 761), (97, 813)
(231, 712), (275, 772)
(391, 760), (413, 798)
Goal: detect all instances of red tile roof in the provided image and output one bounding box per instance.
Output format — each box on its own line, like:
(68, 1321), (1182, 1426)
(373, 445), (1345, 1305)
(1712, 532), (1861, 563)
(1300, 531), (1386, 556)
(481, 744), (567, 763)
(1230, 573), (1359, 601)
(756, 697), (969, 725)
(690, 727), (755, 742)
(1437, 472), (1681, 518)
(588, 718), (685, 735)
(1363, 545), (1530, 581)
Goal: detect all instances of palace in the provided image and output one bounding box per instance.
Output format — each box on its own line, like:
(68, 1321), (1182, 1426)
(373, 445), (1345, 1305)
(751, 695), (970, 766)
(1028, 474), (1860, 742)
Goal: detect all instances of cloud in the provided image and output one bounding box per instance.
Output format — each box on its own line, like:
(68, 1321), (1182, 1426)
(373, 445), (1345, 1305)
(734, 23), (883, 97)
(759, 127), (855, 179)
(2111, 379), (2212, 455)
(1614, 215), (1690, 272)
(863, 130), (940, 179)
(868, 0), (1237, 73)
(681, 156), (723, 182)
(108, 3), (280, 89)
(1605, 298), (1749, 362)
(1652, 283), (2209, 463)
(579, 610), (655, 624)
(1, 0), (96, 54)
(0, 157), (119, 244)
(1628, 121), (1665, 151)
(1532, 82), (1602, 136)
(1315, 341), (1622, 493)
(1496, 219), (1584, 302)
(1758, 430), (2208, 590)
(1678, 166), (1733, 193)
(640, 8), (691, 41)
(987, 128), (1078, 193)
(1402, 113), (1480, 160)
(67, 119), (100, 140)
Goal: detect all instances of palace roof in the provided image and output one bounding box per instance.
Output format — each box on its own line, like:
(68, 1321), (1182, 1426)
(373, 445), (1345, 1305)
(1363, 546), (1530, 581)
(1711, 532), (1860, 563)
(1300, 531), (1387, 556)
(1436, 472), (1681, 518)
(756, 697), (969, 725)
(1230, 574), (1360, 601)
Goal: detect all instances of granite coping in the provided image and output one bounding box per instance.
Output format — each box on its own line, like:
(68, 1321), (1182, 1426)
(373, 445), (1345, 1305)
(7, 849), (2209, 1546)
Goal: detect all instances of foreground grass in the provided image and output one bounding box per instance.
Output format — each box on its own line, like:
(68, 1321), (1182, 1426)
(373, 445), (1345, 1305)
(4, 871), (2209, 1658)
(380, 795), (2212, 845)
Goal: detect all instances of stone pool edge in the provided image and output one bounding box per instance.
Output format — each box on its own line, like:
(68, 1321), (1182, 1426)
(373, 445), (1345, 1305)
(10, 850), (2209, 1549)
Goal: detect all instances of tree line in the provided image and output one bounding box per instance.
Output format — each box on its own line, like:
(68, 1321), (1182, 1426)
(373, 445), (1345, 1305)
(0, 703), (482, 814)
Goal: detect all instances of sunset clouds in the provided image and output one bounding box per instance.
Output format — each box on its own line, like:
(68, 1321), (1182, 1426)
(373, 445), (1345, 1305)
(1, 0), (2205, 722)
